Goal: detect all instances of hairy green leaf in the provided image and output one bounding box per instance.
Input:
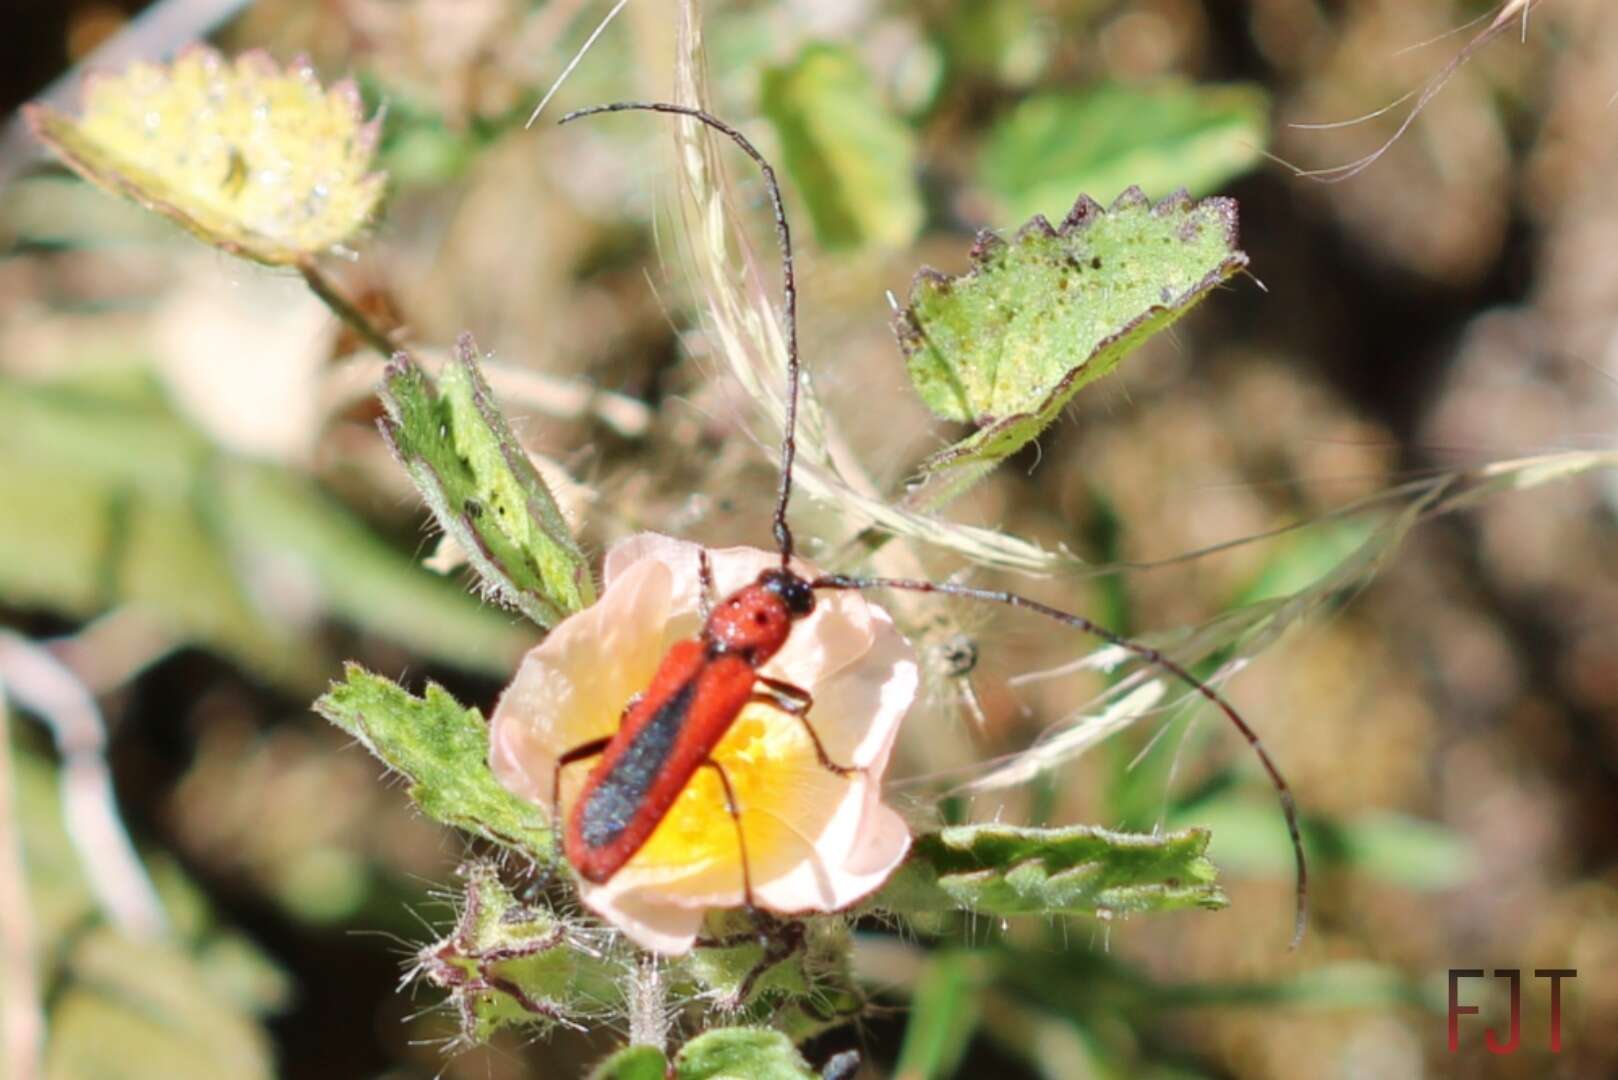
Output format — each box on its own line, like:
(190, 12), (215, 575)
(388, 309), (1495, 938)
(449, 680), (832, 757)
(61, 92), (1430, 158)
(592, 1046), (672, 1080)
(379, 333), (595, 627)
(873, 823), (1226, 918)
(761, 44), (923, 250)
(982, 82), (1269, 224)
(313, 665), (551, 858)
(418, 862), (619, 1040)
(414, 869), (861, 1044)
(895, 189), (1247, 472)
(674, 1028), (817, 1080)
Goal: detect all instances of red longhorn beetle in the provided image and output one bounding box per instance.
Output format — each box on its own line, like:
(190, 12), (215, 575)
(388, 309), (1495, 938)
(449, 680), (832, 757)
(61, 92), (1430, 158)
(549, 102), (1307, 947)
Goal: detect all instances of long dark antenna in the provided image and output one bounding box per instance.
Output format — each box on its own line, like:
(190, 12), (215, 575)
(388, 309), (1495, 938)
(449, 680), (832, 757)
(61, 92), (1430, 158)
(811, 573), (1308, 949)
(558, 102), (803, 566)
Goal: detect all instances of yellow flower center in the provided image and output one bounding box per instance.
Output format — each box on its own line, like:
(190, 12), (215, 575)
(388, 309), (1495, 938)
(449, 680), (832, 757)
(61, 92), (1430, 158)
(629, 700), (839, 880)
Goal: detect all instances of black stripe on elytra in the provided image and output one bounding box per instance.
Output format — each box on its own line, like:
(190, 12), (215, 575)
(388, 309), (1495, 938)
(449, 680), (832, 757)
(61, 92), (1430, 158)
(579, 676), (701, 850)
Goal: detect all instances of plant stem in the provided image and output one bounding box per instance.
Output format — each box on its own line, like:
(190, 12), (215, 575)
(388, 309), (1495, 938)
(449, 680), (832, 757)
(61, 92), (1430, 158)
(627, 952), (667, 1051)
(298, 256), (398, 357)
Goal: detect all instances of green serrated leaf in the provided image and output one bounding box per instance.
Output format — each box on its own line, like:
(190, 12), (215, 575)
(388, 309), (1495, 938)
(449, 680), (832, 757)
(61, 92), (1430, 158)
(592, 1046), (671, 1080)
(681, 931), (805, 1009)
(982, 82), (1270, 224)
(896, 189), (1247, 472)
(674, 1027), (817, 1080)
(761, 44), (923, 250)
(313, 665), (552, 858)
(872, 823), (1226, 918)
(414, 872), (861, 1044)
(379, 333), (594, 628)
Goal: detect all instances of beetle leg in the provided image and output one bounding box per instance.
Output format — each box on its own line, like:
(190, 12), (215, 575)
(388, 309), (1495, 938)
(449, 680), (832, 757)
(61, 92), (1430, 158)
(701, 757), (756, 913)
(731, 917), (804, 1003)
(751, 677), (856, 777)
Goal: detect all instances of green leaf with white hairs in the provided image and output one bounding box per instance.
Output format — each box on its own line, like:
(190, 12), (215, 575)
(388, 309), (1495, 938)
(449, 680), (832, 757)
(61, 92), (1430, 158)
(674, 1028), (818, 1080)
(872, 823), (1226, 918)
(761, 43), (923, 250)
(313, 665), (552, 858)
(412, 867), (864, 1045)
(379, 332), (595, 628)
(896, 188), (1248, 473)
(981, 82), (1270, 225)
(417, 861), (620, 1040)
(592, 1046), (671, 1080)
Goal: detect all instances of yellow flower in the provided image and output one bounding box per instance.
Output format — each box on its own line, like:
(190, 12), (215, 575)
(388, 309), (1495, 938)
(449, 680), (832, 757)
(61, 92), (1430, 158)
(25, 46), (384, 265)
(490, 534), (916, 954)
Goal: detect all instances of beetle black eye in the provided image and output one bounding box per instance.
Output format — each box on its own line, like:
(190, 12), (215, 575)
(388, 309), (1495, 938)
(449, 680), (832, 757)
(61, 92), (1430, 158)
(758, 568), (815, 617)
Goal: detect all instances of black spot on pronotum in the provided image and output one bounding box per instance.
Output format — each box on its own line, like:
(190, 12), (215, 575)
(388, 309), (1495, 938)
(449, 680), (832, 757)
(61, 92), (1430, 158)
(1090, 256), (1102, 270)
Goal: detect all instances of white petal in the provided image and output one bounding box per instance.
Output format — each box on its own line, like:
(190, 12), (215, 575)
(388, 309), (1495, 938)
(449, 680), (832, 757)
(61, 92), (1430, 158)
(577, 884), (706, 955)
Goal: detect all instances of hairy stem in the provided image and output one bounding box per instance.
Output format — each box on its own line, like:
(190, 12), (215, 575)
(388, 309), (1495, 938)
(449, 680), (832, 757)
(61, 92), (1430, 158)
(627, 952), (667, 1050)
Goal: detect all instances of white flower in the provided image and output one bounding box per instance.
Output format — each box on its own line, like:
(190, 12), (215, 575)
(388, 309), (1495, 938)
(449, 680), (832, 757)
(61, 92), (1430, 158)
(490, 533), (915, 954)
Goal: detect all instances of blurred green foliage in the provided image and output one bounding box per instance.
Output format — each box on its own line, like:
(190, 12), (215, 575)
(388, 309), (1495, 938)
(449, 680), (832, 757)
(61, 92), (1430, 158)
(14, 744), (285, 1078)
(981, 83), (1270, 225)
(894, 952), (982, 1080)
(761, 44), (924, 250)
(0, 370), (531, 688)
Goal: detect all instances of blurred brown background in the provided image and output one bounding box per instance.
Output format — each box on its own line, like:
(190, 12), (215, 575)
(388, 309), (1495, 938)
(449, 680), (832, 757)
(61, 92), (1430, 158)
(3, 1), (1616, 1077)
